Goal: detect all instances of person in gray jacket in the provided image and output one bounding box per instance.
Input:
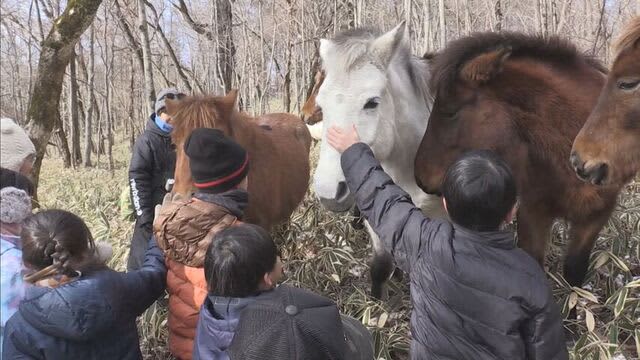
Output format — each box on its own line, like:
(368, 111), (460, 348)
(327, 125), (568, 360)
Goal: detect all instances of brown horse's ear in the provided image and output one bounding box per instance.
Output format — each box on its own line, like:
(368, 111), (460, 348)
(422, 51), (437, 65)
(164, 99), (179, 116)
(218, 89), (239, 114)
(460, 47), (512, 83)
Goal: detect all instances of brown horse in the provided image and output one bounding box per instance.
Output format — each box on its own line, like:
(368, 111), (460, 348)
(166, 90), (312, 229)
(414, 32), (619, 288)
(571, 17), (640, 187)
(300, 70), (325, 125)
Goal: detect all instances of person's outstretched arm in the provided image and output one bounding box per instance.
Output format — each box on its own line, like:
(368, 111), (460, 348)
(328, 126), (441, 272)
(117, 237), (167, 317)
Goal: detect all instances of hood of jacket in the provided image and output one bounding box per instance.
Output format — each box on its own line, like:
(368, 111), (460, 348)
(154, 190), (248, 267)
(146, 115), (171, 138)
(193, 295), (255, 360)
(17, 273), (114, 341)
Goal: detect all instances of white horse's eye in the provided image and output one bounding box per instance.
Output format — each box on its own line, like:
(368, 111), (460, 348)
(364, 97), (381, 110)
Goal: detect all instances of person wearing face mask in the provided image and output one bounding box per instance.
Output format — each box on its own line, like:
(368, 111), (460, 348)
(128, 88), (185, 271)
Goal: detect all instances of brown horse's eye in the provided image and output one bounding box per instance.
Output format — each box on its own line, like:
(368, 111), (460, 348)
(617, 80), (640, 91)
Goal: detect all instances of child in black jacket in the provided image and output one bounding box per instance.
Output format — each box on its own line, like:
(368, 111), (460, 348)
(327, 125), (568, 360)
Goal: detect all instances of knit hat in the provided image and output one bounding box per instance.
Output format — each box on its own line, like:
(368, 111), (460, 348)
(0, 187), (32, 224)
(228, 285), (374, 360)
(184, 128), (249, 193)
(0, 118), (36, 172)
(155, 88), (186, 115)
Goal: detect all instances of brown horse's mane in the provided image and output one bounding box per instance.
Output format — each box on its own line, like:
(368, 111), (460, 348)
(170, 95), (224, 145)
(431, 31), (605, 96)
(614, 16), (640, 55)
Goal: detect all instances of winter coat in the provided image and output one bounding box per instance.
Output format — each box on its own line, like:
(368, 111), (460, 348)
(341, 143), (568, 360)
(2, 238), (167, 360)
(192, 295), (256, 360)
(0, 234), (25, 358)
(128, 116), (176, 270)
(154, 190), (247, 360)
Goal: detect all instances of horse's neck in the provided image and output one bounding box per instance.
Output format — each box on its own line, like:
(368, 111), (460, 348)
(229, 112), (258, 146)
(381, 58), (432, 199)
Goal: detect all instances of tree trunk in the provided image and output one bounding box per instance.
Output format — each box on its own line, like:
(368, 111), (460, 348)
(138, 0), (155, 113)
(55, 116), (72, 168)
(215, 0), (235, 93)
(25, 0), (103, 190)
(438, 0), (446, 48)
(69, 50), (82, 166)
(104, 5), (114, 173)
(495, 0), (503, 31)
(83, 26), (95, 167)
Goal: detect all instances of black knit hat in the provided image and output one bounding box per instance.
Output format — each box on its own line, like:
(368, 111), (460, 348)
(184, 128), (249, 193)
(228, 285), (374, 360)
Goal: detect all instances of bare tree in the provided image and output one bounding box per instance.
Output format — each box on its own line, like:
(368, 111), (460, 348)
(68, 50), (82, 166)
(24, 0), (102, 188)
(83, 26), (96, 167)
(138, 0), (155, 113)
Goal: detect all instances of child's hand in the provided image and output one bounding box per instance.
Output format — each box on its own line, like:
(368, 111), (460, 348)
(327, 125), (361, 153)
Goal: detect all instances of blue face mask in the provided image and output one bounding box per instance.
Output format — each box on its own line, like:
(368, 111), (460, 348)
(155, 114), (174, 133)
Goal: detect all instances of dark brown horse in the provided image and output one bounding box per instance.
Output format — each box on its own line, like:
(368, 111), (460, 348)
(166, 90), (312, 229)
(571, 17), (640, 187)
(415, 32), (619, 288)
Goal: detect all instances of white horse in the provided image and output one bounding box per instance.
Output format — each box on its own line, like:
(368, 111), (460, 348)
(313, 22), (446, 299)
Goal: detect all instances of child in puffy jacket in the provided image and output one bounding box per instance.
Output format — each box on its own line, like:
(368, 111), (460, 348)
(0, 168), (34, 356)
(192, 223), (374, 360)
(154, 128), (250, 360)
(2, 209), (166, 360)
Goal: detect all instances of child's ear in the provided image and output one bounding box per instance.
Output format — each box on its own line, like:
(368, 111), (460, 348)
(262, 272), (274, 289)
(442, 197), (448, 213)
(504, 204), (518, 224)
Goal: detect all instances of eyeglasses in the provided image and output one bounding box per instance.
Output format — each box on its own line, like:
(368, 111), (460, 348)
(159, 93), (186, 101)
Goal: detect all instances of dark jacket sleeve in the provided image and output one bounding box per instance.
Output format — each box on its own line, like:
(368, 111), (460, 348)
(117, 237), (167, 317)
(3, 312), (43, 359)
(522, 289), (569, 360)
(341, 143), (439, 273)
(129, 134), (155, 229)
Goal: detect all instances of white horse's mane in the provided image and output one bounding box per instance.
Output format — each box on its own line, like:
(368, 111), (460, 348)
(322, 27), (433, 106)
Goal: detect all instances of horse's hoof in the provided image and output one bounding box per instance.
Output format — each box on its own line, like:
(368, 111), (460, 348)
(371, 284), (389, 301)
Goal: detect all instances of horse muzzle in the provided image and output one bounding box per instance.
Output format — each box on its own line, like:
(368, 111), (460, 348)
(570, 151), (609, 186)
(318, 181), (354, 212)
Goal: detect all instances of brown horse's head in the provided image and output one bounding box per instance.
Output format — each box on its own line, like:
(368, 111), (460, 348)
(571, 17), (640, 186)
(415, 32), (605, 195)
(165, 90), (239, 195)
(416, 44), (522, 195)
(300, 70), (325, 125)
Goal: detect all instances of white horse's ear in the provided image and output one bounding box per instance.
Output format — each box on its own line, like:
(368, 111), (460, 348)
(319, 39), (336, 64)
(371, 21), (407, 67)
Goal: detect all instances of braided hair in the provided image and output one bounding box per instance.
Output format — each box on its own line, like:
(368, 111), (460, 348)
(21, 209), (106, 280)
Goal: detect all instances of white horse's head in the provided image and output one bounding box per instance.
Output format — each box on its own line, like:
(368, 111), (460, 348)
(314, 22), (423, 212)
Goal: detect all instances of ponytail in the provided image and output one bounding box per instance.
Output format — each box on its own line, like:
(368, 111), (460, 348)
(22, 209), (105, 284)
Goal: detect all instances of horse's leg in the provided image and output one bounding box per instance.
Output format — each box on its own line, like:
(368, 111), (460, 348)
(564, 210), (612, 287)
(350, 206), (364, 230)
(516, 204), (554, 265)
(366, 221), (394, 300)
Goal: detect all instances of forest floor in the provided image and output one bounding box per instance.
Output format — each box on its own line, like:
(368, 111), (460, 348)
(37, 133), (639, 360)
